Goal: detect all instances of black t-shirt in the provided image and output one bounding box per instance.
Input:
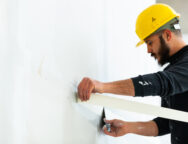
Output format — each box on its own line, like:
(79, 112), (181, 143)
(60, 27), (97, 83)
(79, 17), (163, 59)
(132, 45), (188, 144)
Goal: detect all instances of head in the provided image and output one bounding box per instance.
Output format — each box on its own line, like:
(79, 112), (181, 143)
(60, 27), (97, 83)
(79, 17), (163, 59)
(135, 4), (186, 66)
(145, 28), (182, 66)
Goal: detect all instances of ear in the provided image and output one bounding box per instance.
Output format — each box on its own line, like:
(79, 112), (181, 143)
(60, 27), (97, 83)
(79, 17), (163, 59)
(163, 29), (172, 41)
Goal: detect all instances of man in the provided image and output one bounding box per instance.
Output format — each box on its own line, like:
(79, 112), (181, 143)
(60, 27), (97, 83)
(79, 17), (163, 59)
(77, 3), (188, 144)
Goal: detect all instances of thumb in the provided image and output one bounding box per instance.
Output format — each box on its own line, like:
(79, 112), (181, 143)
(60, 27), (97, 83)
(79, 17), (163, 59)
(104, 118), (113, 124)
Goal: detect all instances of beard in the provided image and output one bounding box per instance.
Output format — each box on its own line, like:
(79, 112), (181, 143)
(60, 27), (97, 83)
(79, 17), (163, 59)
(156, 35), (170, 66)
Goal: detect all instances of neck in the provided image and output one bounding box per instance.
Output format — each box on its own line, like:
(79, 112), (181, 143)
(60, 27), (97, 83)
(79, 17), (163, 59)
(169, 37), (187, 56)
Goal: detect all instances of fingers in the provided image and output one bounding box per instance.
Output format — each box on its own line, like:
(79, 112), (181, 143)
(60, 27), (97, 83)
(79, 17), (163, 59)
(84, 79), (94, 101)
(103, 119), (116, 137)
(103, 119), (126, 137)
(83, 80), (89, 101)
(104, 118), (114, 124)
(78, 79), (84, 101)
(103, 125), (116, 137)
(78, 77), (94, 101)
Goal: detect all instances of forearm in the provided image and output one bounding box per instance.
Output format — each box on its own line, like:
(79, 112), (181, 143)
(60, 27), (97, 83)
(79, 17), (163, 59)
(101, 79), (135, 96)
(126, 121), (159, 136)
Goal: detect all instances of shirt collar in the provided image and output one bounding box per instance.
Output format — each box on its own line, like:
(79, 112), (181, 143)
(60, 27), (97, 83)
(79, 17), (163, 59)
(168, 45), (188, 64)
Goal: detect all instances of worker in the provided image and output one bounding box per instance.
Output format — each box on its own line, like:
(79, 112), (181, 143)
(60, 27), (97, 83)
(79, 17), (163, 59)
(77, 3), (188, 144)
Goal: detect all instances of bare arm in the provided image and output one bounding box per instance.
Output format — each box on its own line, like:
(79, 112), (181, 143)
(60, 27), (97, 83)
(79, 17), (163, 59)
(102, 79), (135, 96)
(127, 121), (159, 136)
(103, 119), (159, 137)
(78, 77), (135, 101)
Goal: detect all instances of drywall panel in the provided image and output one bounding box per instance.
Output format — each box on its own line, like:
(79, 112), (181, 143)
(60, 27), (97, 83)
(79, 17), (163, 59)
(21, 0), (106, 144)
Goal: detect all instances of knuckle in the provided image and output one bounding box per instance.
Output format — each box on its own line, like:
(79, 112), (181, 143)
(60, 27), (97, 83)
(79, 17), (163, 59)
(84, 77), (88, 81)
(90, 80), (94, 85)
(83, 88), (86, 93)
(104, 131), (108, 134)
(78, 85), (81, 90)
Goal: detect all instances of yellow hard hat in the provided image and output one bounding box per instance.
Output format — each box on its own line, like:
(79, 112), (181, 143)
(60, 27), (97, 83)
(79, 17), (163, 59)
(135, 3), (180, 47)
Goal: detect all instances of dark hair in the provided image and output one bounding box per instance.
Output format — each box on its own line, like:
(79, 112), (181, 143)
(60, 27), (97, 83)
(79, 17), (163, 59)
(156, 29), (182, 37)
(155, 18), (182, 37)
(144, 18), (182, 41)
(170, 20), (182, 37)
(172, 29), (182, 37)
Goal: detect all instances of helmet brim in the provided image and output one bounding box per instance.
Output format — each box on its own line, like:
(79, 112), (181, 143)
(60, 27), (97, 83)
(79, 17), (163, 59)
(136, 40), (145, 47)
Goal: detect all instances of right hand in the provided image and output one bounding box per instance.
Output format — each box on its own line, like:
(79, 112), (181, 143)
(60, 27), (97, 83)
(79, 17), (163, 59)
(77, 77), (103, 101)
(103, 119), (129, 137)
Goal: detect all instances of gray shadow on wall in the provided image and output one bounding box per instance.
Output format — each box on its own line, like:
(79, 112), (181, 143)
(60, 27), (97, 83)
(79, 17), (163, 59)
(70, 80), (106, 133)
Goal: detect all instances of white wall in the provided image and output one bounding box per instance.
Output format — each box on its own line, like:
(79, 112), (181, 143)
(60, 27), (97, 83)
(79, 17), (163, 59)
(16, 0), (106, 144)
(0, 0), (174, 144)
